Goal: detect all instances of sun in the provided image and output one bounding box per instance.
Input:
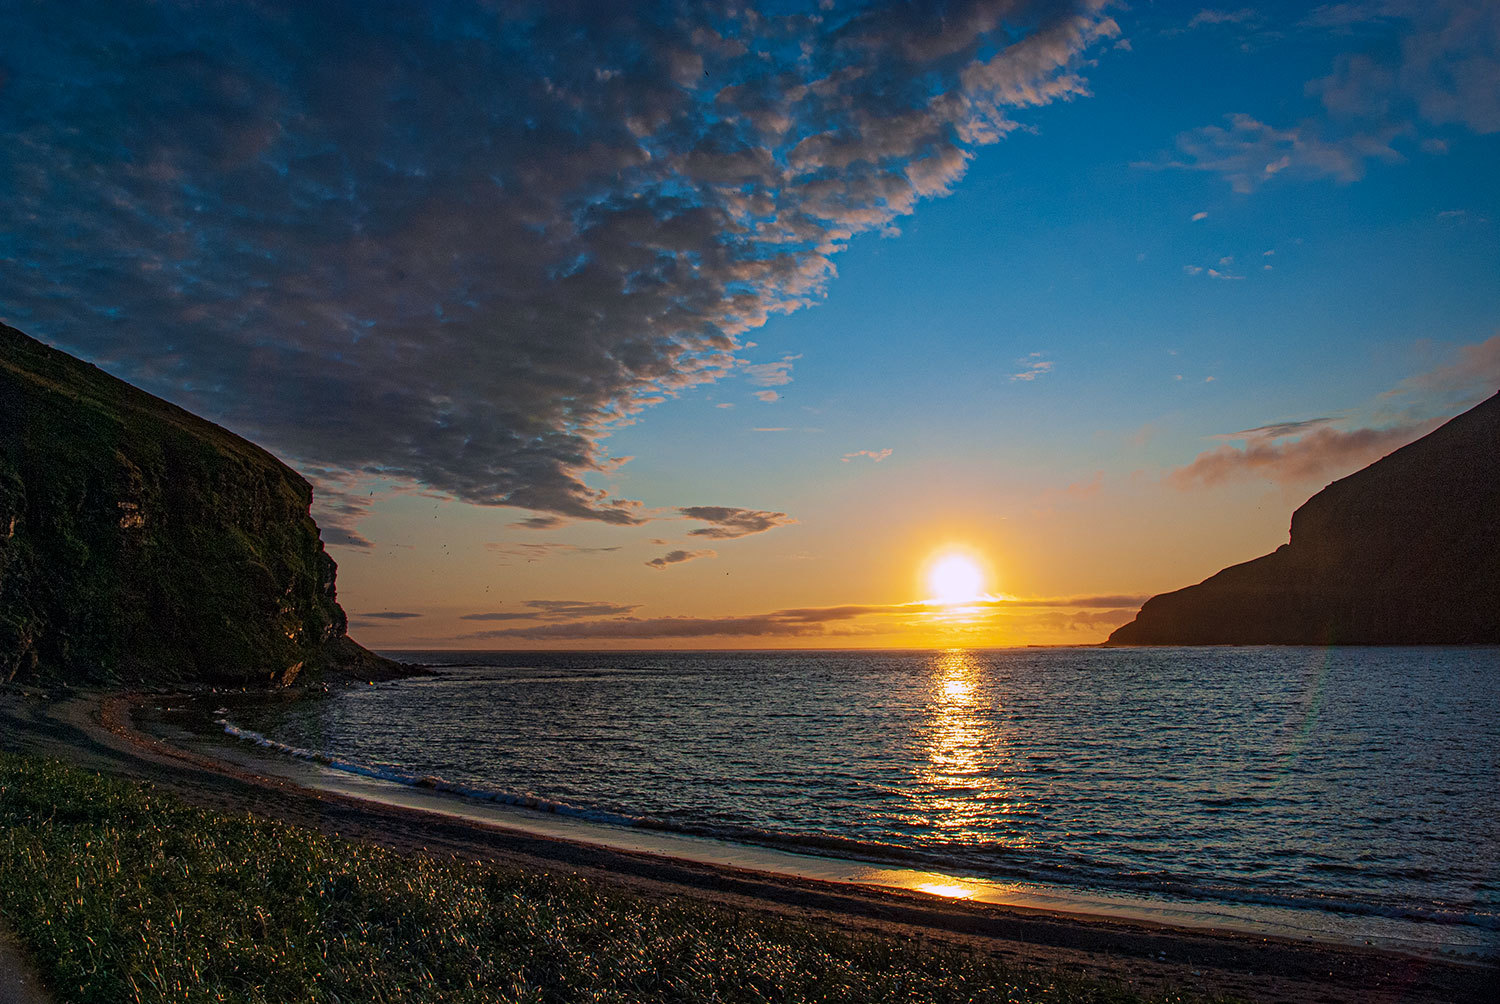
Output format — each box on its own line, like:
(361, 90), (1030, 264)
(926, 552), (986, 605)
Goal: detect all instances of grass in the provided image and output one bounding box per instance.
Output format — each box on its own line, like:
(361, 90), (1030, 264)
(0, 753), (1237, 1004)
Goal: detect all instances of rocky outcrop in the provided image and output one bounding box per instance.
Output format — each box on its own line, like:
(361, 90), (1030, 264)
(1108, 393), (1500, 646)
(0, 323), (405, 685)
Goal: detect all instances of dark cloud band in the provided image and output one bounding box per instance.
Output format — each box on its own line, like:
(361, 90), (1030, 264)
(1, 0), (1116, 528)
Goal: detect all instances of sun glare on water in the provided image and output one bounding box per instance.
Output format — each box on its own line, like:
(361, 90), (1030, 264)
(926, 552), (986, 605)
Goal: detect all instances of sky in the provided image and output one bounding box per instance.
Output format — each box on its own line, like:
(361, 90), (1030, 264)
(2, 0), (1497, 649)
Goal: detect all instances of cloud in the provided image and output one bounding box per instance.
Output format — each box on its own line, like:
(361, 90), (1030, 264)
(841, 449), (893, 463)
(990, 594), (1150, 608)
(354, 611), (423, 620)
(467, 609), (867, 642)
(0, 1), (1120, 525)
(754, 390), (781, 403)
(645, 548), (716, 569)
(752, 427), (790, 433)
(1024, 608), (1140, 631)
(1298, 3), (1398, 30)
(1011, 353), (1055, 381)
(1311, 1), (1500, 134)
(1379, 333), (1500, 407)
(1184, 260), (1246, 279)
(461, 600), (639, 622)
(508, 515), (567, 531)
(1188, 8), (1260, 29)
(1155, 2), (1500, 192)
(1191, 211), (1209, 221)
(742, 355), (799, 387)
(320, 525), (375, 549)
(1031, 471), (1104, 511)
(485, 541), (622, 562)
(1211, 417), (1338, 440)
(679, 506), (796, 539)
(1155, 113), (1393, 193)
(1168, 419), (1439, 488)
(460, 594), (1152, 641)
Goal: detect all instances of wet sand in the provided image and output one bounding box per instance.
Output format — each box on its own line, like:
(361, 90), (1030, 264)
(1, 688), (1494, 1004)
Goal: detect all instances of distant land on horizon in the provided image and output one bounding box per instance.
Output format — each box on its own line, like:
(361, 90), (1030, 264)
(1108, 392), (1500, 647)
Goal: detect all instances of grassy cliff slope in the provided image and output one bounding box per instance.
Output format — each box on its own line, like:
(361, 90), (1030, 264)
(0, 323), (397, 685)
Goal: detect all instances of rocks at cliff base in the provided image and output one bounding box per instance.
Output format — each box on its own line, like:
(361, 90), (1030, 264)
(0, 323), (405, 685)
(1108, 392), (1500, 646)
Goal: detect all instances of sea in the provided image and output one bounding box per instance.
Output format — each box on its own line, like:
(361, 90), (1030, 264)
(149, 646), (1500, 957)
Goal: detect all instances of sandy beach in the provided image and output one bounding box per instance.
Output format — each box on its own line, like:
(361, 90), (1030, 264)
(0, 687), (1493, 1004)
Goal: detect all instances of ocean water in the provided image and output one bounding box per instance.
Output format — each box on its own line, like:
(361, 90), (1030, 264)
(204, 647), (1500, 951)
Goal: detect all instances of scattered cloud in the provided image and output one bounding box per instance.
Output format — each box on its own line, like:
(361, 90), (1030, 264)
(679, 506), (796, 539)
(1154, 113), (1392, 193)
(1298, 3), (1399, 31)
(1184, 262), (1244, 279)
(1379, 333), (1500, 408)
(460, 594), (1151, 641)
(754, 390), (781, 403)
(1011, 353), (1055, 382)
(1211, 417), (1338, 441)
(753, 427), (791, 433)
(355, 611), (423, 620)
(1168, 419), (1438, 488)
(743, 355), (800, 387)
(1188, 8), (1260, 30)
(1033, 471), (1104, 509)
(645, 548), (716, 569)
(841, 449), (893, 463)
(1191, 211), (1209, 221)
(0, 1), (1122, 524)
(508, 515), (567, 531)
(461, 600), (639, 622)
(1154, 3), (1500, 192)
(485, 541), (623, 562)
(1025, 608), (1140, 631)
(715, 402), (735, 409)
(320, 525), (375, 549)
(999, 594), (1151, 609)
(302, 468), (391, 549)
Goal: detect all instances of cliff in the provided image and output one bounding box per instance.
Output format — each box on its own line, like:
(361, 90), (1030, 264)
(1108, 392), (1500, 646)
(0, 323), (405, 685)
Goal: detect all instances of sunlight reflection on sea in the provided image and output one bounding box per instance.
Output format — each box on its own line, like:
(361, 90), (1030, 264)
(214, 646), (1500, 949)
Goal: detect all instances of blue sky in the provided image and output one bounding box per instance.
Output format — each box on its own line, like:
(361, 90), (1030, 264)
(3, 1), (1497, 645)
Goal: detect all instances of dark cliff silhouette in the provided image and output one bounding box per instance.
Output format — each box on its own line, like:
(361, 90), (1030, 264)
(1109, 392), (1499, 646)
(1, 324), (405, 685)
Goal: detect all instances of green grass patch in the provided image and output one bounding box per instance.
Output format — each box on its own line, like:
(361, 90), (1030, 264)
(0, 754), (1236, 1003)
